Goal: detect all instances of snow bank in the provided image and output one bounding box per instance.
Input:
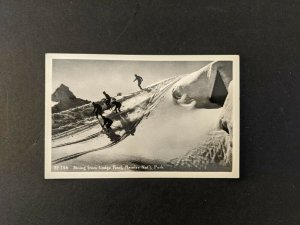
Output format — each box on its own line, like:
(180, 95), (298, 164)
(172, 61), (232, 108)
(218, 81), (233, 164)
(170, 81), (233, 170)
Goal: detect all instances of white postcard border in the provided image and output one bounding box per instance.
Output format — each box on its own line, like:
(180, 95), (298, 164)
(45, 54), (240, 179)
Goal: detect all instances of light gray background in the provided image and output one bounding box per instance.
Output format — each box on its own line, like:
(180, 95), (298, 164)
(53, 59), (210, 101)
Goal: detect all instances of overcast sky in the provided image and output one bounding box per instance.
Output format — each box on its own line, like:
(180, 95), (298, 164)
(52, 59), (211, 101)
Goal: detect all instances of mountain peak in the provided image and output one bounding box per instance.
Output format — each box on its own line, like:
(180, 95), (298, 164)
(59, 83), (69, 89)
(52, 84), (76, 102)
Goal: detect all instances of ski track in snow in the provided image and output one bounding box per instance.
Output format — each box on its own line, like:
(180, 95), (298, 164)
(52, 76), (181, 164)
(52, 117), (143, 164)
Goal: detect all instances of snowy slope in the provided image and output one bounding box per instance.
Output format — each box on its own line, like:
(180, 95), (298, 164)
(52, 76), (181, 164)
(51, 61), (233, 171)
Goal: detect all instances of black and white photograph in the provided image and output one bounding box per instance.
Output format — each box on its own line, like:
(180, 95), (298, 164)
(45, 54), (239, 178)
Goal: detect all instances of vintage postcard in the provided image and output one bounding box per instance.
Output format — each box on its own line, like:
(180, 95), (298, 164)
(45, 54), (239, 178)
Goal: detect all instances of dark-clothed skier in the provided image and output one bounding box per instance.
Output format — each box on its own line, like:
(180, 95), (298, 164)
(100, 115), (113, 130)
(111, 98), (122, 113)
(133, 74), (143, 90)
(103, 91), (111, 109)
(92, 102), (102, 119)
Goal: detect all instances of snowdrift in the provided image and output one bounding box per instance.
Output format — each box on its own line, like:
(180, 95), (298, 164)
(170, 81), (233, 170)
(172, 61), (232, 108)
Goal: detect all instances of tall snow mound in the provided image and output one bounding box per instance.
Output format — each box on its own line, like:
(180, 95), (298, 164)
(172, 61), (232, 108)
(170, 81), (233, 170)
(218, 81), (233, 163)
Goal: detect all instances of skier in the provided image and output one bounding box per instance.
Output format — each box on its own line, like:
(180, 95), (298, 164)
(111, 98), (122, 113)
(91, 102), (102, 119)
(133, 74), (143, 90)
(100, 115), (113, 131)
(103, 91), (111, 109)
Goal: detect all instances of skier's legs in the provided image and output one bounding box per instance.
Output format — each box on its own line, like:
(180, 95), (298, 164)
(106, 120), (113, 130)
(114, 104), (121, 113)
(138, 81), (142, 90)
(105, 99), (111, 109)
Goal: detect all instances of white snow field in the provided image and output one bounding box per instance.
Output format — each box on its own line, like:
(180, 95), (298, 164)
(51, 61), (233, 171)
